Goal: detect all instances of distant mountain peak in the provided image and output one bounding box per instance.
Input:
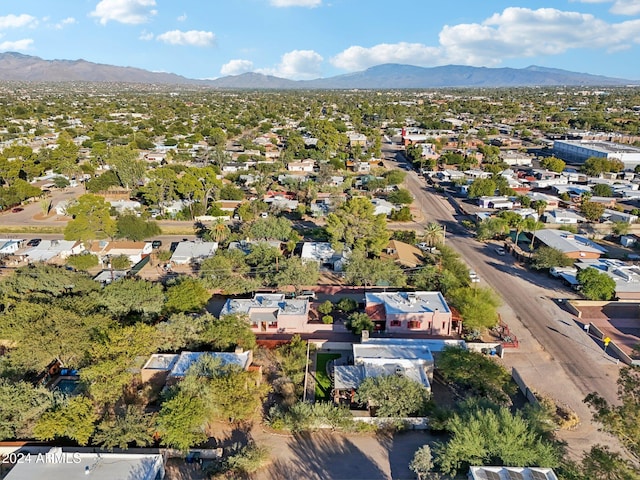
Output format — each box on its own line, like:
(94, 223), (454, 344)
(0, 53), (635, 88)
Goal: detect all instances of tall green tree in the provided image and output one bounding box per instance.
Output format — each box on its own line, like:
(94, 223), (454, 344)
(0, 380), (54, 441)
(33, 397), (97, 446)
(343, 250), (406, 288)
(107, 146), (146, 189)
(468, 178), (496, 198)
(94, 405), (155, 451)
(273, 257), (320, 293)
(64, 194), (117, 242)
(448, 287), (501, 332)
(585, 366), (640, 461)
(203, 314), (257, 352)
(164, 277), (210, 314)
(435, 407), (559, 475)
(531, 246), (574, 270)
(577, 267), (616, 300)
(326, 197), (390, 255)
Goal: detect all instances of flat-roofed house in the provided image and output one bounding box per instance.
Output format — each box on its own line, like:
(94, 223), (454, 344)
(170, 241), (218, 264)
(532, 229), (607, 259)
(4, 447), (165, 480)
(365, 291), (455, 335)
(220, 294), (310, 333)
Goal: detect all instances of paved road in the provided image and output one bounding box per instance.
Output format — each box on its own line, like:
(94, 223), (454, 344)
(382, 142), (622, 457)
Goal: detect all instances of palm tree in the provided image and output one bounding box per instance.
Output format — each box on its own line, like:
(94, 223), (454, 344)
(209, 219), (231, 243)
(423, 222), (445, 247)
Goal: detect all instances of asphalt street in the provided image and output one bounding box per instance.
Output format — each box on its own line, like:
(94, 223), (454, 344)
(382, 141), (623, 456)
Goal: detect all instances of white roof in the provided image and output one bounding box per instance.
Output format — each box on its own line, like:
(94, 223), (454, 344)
(300, 242), (336, 262)
(221, 294), (308, 317)
(24, 240), (77, 262)
(170, 241), (218, 264)
(365, 291), (450, 314)
(533, 229), (607, 255)
(4, 448), (163, 480)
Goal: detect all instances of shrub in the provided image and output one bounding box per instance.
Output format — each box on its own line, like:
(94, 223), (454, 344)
(66, 253), (99, 271)
(267, 402), (354, 433)
(317, 300), (333, 315)
(336, 297), (357, 312)
(225, 444), (270, 475)
(322, 315), (333, 324)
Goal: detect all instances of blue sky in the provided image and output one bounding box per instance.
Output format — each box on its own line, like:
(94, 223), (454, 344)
(1, 0), (640, 80)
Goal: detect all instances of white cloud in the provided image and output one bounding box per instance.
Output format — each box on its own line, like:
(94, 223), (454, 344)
(0, 14), (37, 29)
(573, 0), (640, 16)
(331, 7), (640, 71)
(0, 39), (34, 51)
(221, 59), (254, 76)
(269, 0), (321, 7)
(90, 0), (157, 25)
(332, 42), (443, 71)
(257, 49), (323, 79)
(138, 30), (154, 41)
(156, 30), (215, 47)
(54, 17), (76, 30)
(177, 13), (187, 22)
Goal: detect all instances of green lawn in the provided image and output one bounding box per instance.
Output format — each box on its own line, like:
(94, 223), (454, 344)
(314, 353), (341, 401)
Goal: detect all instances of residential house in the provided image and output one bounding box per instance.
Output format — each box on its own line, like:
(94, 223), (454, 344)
(526, 192), (560, 210)
(287, 160), (315, 172)
(478, 196), (514, 210)
(371, 198), (396, 216)
(221, 162), (250, 173)
(220, 294), (310, 333)
(141, 350), (253, 389)
(603, 208), (638, 224)
(532, 229), (607, 259)
(500, 151), (532, 166)
(161, 199), (191, 217)
(348, 132), (367, 147)
(108, 199), (142, 215)
(346, 160), (371, 173)
(620, 234), (639, 248)
(589, 196), (617, 209)
(0, 238), (23, 255)
(4, 447), (165, 480)
(300, 242), (350, 272)
(542, 209), (583, 225)
(93, 269), (128, 285)
(89, 240), (152, 265)
(380, 240), (425, 268)
(365, 291), (455, 335)
(228, 239), (282, 255)
(468, 466), (558, 480)
(24, 239), (82, 263)
(576, 259), (640, 300)
(170, 240), (218, 264)
(333, 339), (435, 405)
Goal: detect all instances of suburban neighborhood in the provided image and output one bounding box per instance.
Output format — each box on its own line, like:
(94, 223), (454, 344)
(0, 81), (639, 480)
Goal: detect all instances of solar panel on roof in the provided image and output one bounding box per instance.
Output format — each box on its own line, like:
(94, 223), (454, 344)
(530, 470), (549, 480)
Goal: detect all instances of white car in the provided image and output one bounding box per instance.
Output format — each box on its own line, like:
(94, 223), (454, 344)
(495, 246), (506, 255)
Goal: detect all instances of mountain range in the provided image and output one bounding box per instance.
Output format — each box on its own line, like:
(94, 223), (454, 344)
(0, 52), (636, 89)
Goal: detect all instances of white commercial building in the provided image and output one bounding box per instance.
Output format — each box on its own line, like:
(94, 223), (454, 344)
(553, 140), (640, 169)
